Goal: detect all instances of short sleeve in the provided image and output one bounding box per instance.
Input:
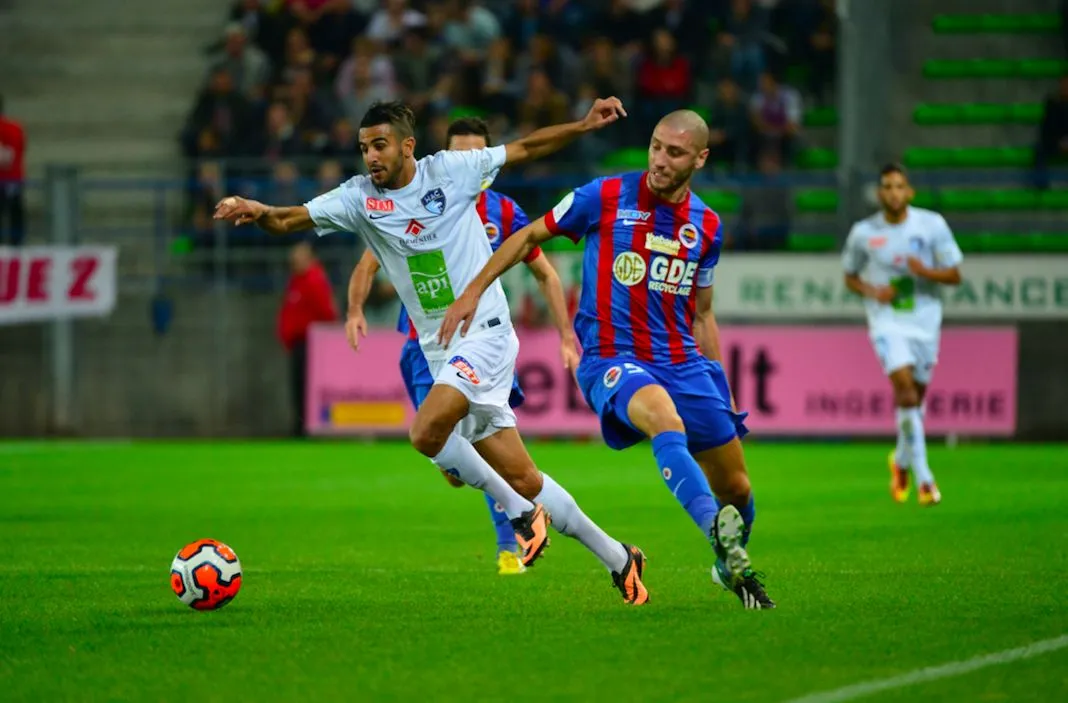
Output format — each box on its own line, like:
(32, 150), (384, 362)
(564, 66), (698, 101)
(931, 214), (963, 268)
(841, 224), (868, 275)
(696, 214), (723, 288)
(305, 180), (363, 237)
(438, 145), (507, 198)
(544, 179), (602, 242)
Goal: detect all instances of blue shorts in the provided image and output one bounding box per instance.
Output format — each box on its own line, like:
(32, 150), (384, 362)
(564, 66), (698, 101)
(576, 355), (749, 454)
(399, 339), (525, 410)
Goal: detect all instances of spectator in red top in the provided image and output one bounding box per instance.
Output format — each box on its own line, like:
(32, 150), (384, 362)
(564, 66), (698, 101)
(636, 29), (693, 138)
(0, 94), (26, 246)
(278, 241), (338, 436)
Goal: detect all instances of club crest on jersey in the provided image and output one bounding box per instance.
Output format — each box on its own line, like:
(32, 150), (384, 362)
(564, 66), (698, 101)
(484, 222), (500, 242)
(646, 233), (680, 255)
(449, 355), (480, 385)
(421, 188), (447, 216)
(603, 366), (622, 388)
(909, 236), (925, 252)
(677, 223), (699, 249)
(613, 252), (646, 286)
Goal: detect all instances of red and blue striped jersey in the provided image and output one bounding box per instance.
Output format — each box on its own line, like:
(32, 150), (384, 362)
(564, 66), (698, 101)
(544, 171), (722, 364)
(398, 189), (539, 339)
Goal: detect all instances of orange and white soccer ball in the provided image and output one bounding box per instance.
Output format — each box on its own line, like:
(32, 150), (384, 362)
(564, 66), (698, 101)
(170, 539), (242, 610)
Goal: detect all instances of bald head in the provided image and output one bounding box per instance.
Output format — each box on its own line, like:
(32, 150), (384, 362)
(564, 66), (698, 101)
(647, 110), (710, 200)
(656, 110), (710, 152)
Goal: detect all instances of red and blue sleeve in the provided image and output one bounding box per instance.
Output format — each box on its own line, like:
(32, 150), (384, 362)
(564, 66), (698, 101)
(544, 179), (603, 243)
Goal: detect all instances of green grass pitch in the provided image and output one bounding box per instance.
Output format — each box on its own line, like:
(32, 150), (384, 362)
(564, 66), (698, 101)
(1, 441), (1066, 702)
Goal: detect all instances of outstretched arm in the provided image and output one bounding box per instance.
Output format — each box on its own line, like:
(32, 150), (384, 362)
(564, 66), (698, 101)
(213, 197), (314, 235)
(436, 217), (555, 346)
(503, 97), (626, 166)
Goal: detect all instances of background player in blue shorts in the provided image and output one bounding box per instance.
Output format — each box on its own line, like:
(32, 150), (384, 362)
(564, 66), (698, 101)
(440, 110), (775, 609)
(346, 118), (579, 576)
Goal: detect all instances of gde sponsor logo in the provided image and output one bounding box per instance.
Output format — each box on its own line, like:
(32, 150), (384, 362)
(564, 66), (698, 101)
(649, 257), (698, 295)
(612, 252), (697, 295)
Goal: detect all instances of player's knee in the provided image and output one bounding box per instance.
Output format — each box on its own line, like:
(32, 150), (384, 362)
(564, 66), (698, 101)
(629, 390), (685, 436)
(409, 420), (449, 457)
(894, 385), (920, 408)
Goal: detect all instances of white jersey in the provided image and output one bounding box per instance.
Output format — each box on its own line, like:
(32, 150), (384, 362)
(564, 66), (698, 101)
(841, 206), (963, 341)
(305, 145), (510, 361)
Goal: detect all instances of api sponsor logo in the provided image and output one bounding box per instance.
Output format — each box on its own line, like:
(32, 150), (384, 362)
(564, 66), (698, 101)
(450, 355), (481, 385)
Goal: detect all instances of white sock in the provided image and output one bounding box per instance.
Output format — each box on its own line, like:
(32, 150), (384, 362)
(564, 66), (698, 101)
(894, 408), (912, 468)
(903, 407), (936, 485)
(433, 434), (533, 519)
(535, 473), (628, 573)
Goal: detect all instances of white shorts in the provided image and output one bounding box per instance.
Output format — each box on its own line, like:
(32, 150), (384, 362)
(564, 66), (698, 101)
(427, 327), (519, 443)
(870, 332), (939, 384)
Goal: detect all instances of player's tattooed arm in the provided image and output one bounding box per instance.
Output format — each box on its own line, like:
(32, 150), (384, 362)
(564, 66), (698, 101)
(437, 217), (555, 345)
(213, 197), (314, 235)
(503, 97), (627, 165)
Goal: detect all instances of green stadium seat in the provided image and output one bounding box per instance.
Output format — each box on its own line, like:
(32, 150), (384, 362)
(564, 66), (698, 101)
(932, 14), (1062, 34)
(1011, 103), (1045, 123)
(956, 232), (1068, 252)
(1029, 233), (1068, 251)
(786, 233), (838, 252)
(602, 148), (647, 170)
(1039, 190), (1068, 209)
(913, 104), (962, 124)
(796, 148), (837, 169)
(695, 190), (741, 214)
(803, 107), (838, 127)
(992, 190), (1040, 210)
(904, 147), (1034, 168)
(911, 192), (939, 209)
(923, 59), (1068, 78)
(795, 190), (838, 212)
(448, 105), (486, 120)
(914, 103), (1043, 125)
(1017, 59), (1068, 77)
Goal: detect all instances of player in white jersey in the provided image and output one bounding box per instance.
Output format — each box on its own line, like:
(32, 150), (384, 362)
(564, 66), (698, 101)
(213, 101), (651, 604)
(841, 164), (963, 506)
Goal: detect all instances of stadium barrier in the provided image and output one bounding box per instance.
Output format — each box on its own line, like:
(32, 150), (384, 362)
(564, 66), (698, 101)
(0, 246), (117, 324)
(306, 326), (1017, 438)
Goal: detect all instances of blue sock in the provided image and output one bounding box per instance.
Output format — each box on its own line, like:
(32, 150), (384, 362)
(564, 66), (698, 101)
(485, 492), (517, 553)
(738, 494), (755, 546)
(651, 431), (719, 535)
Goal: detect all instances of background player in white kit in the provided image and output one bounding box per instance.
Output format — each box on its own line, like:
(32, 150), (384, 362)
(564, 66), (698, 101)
(842, 164), (963, 506)
(213, 100), (651, 604)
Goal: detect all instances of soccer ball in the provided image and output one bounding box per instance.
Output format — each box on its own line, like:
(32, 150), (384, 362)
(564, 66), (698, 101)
(170, 539), (242, 610)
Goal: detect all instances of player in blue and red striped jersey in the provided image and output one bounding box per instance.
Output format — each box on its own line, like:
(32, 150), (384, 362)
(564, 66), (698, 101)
(347, 118), (580, 577)
(439, 110), (775, 609)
